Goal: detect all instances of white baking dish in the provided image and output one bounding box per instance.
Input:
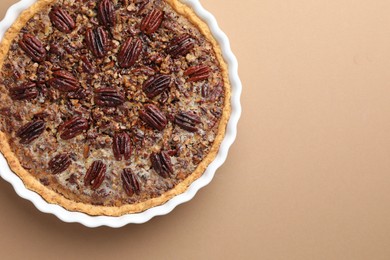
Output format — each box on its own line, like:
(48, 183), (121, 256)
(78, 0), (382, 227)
(0, 0), (242, 227)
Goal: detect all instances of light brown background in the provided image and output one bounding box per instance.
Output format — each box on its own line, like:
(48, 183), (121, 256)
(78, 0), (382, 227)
(1, 0), (390, 259)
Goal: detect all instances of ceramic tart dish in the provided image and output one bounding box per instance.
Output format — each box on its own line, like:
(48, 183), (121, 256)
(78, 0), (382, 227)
(0, 0), (241, 227)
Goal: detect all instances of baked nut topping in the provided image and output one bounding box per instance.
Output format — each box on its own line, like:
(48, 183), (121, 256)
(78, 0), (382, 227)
(167, 34), (195, 57)
(49, 154), (72, 175)
(0, 0), (230, 215)
(85, 27), (110, 58)
(139, 104), (167, 131)
(85, 160), (106, 190)
(9, 82), (38, 101)
(97, 0), (116, 28)
(142, 74), (171, 98)
(17, 120), (46, 144)
(140, 9), (164, 35)
(122, 168), (141, 197)
(48, 70), (80, 92)
(59, 117), (89, 140)
(94, 88), (125, 107)
(117, 37), (142, 68)
(49, 7), (76, 33)
(113, 132), (132, 161)
(174, 111), (201, 132)
(151, 151), (173, 178)
(185, 65), (211, 82)
(18, 34), (46, 62)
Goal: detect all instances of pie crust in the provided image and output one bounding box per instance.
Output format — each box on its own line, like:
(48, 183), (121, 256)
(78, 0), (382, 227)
(0, 0), (230, 216)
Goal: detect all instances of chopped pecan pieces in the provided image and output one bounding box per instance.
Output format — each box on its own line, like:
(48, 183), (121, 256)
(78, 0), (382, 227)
(94, 88), (124, 107)
(209, 82), (224, 102)
(174, 111), (201, 132)
(139, 104), (167, 131)
(184, 65), (211, 82)
(150, 151), (173, 178)
(118, 37), (142, 68)
(167, 34), (195, 57)
(98, 0), (116, 28)
(81, 56), (96, 74)
(48, 154), (71, 174)
(9, 82), (38, 100)
(140, 9), (164, 34)
(142, 74), (171, 98)
(113, 132), (132, 161)
(59, 117), (89, 140)
(49, 7), (76, 33)
(84, 160), (106, 190)
(48, 70), (80, 92)
(17, 120), (45, 144)
(121, 169), (141, 196)
(85, 27), (110, 58)
(18, 34), (46, 62)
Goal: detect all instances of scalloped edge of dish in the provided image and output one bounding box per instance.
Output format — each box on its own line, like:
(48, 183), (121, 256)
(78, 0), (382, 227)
(0, 0), (242, 228)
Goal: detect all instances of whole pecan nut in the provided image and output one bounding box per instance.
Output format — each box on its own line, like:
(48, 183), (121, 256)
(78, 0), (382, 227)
(17, 120), (45, 144)
(49, 7), (76, 33)
(84, 160), (106, 189)
(94, 88), (124, 107)
(184, 65), (211, 82)
(98, 0), (116, 27)
(85, 27), (110, 58)
(150, 151), (173, 178)
(167, 34), (195, 57)
(59, 117), (89, 140)
(121, 168), (141, 196)
(48, 70), (80, 92)
(48, 154), (72, 174)
(142, 74), (171, 99)
(140, 9), (164, 34)
(113, 132), (132, 161)
(174, 111), (201, 132)
(9, 82), (38, 100)
(139, 104), (167, 131)
(18, 34), (46, 62)
(118, 37), (142, 68)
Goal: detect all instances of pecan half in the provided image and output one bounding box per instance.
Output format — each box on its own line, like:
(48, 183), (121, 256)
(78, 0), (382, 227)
(142, 74), (171, 98)
(98, 0), (116, 27)
(49, 7), (76, 33)
(167, 34), (195, 57)
(9, 82), (38, 100)
(174, 111), (201, 132)
(140, 9), (164, 34)
(18, 34), (46, 62)
(94, 88), (124, 107)
(59, 117), (89, 140)
(118, 37), (142, 68)
(113, 132), (132, 161)
(139, 104), (167, 131)
(48, 154), (71, 174)
(48, 70), (80, 92)
(84, 160), (106, 190)
(121, 168), (141, 196)
(184, 65), (211, 82)
(85, 27), (109, 58)
(150, 151), (173, 178)
(17, 120), (45, 144)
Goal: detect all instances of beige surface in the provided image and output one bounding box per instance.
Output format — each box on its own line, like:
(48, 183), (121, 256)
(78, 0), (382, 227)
(1, 0), (390, 259)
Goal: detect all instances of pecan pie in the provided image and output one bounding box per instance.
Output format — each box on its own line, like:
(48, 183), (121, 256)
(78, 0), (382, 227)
(0, 0), (230, 216)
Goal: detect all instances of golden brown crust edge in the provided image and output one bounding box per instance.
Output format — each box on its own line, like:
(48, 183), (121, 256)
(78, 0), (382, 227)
(0, 0), (231, 216)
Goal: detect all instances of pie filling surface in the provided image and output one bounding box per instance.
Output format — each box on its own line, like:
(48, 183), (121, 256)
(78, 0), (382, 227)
(0, 0), (230, 215)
